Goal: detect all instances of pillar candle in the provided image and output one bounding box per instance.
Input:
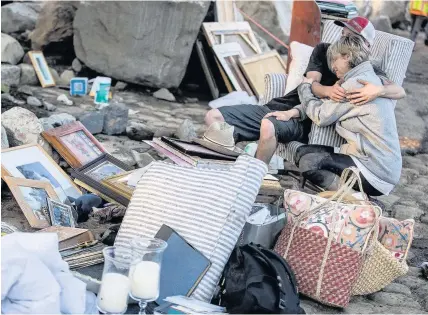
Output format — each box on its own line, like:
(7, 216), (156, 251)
(97, 273), (130, 313)
(130, 261), (160, 300)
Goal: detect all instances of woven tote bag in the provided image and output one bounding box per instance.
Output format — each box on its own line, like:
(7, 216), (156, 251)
(114, 155), (267, 301)
(318, 189), (412, 295)
(274, 168), (381, 307)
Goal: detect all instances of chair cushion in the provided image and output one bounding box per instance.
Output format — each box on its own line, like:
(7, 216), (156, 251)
(284, 41), (315, 95)
(114, 155), (267, 301)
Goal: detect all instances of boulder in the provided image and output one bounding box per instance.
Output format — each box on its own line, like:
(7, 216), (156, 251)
(39, 113), (76, 131)
(102, 104), (129, 135)
(234, 1), (291, 52)
(1, 125), (9, 149)
(1, 107), (52, 155)
(153, 88), (176, 102)
(78, 111), (105, 135)
(73, 1), (210, 88)
(1, 65), (21, 86)
(354, 0), (409, 26)
(19, 64), (39, 85)
(372, 15), (393, 33)
(30, 1), (78, 50)
(126, 121), (154, 141)
(72, 58), (82, 73)
(27, 96), (42, 107)
(59, 69), (75, 85)
(1, 33), (24, 65)
(176, 119), (197, 141)
(1, 2), (42, 34)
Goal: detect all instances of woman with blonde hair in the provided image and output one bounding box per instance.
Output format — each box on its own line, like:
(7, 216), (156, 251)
(294, 35), (402, 196)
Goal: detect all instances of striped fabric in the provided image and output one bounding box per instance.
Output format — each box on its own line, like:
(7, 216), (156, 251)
(114, 155), (267, 302)
(261, 73), (288, 104)
(272, 21), (414, 163)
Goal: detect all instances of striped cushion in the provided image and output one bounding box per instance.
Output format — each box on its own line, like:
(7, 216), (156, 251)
(114, 155), (267, 301)
(261, 73), (288, 105)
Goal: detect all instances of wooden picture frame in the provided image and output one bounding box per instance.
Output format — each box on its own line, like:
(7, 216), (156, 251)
(215, 0), (239, 22)
(47, 198), (76, 228)
(2, 144), (82, 203)
(238, 50), (287, 99)
(101, 171), (135, 201)
(42, 121), (106, 169)
(3, 177), (59, 229)
(213, 43), (247, 92)
(72, 153), (133, 206)
(28, 51), (56, 88)
(202, 22), (262, 57)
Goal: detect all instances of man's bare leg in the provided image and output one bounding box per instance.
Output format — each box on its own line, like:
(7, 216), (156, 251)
(255, 119), (277, 164)
(205, 109), (225, 126)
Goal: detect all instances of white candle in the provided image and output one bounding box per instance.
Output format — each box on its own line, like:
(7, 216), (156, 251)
(97, 273), (130, 313)
(129, 261), (160, 300)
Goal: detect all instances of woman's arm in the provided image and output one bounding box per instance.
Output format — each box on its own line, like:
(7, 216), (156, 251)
(346, 79), (406, 105)
(298, 82), (357, 127)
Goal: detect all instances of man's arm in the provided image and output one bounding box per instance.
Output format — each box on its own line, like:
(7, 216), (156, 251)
(347, 79), (406, 105)
(308, 71), (347, 102)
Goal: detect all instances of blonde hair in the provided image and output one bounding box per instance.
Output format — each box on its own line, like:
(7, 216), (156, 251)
(327, 35), (370, 72)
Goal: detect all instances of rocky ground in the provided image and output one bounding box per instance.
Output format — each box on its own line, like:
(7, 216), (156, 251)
(1, 26), (428, 315)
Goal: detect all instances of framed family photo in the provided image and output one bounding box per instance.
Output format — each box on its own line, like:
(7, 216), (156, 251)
(101, 171), (135, 200)
(1, 144), (82, 203)
(72, 154), (133, 206)
(3, 177), (59, 229)
(28, 51), (56, 88)
(47, 198), (75, 228)
(42, 121), (106, 169)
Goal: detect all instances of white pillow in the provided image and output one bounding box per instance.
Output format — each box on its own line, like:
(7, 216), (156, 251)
(284, 41), (315, 95)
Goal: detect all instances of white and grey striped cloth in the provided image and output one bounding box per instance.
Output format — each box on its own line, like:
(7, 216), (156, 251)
(271, 20), (414, 163)
(114, 155), (267, 301)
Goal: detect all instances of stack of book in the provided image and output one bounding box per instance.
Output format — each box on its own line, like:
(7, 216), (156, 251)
(316, 0), (358, 19)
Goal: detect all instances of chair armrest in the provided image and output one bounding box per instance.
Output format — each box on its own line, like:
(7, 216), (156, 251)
(260, 73), (288, 105)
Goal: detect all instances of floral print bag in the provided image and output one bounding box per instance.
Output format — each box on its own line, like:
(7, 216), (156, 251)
(274, 168), (382, 307)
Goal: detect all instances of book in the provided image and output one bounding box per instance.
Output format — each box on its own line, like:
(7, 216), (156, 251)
(154, 225), (211, 304)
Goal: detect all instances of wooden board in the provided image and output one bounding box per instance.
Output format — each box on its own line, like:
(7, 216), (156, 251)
(215, 0), (238, 22)
(238, 50), (287, 99)
(195, 40), (220, 99)
(288, 0), (321, 71)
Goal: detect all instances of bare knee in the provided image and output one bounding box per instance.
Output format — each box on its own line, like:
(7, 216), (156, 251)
(259, 119), (276, 141)
(205, 109), (224, 126)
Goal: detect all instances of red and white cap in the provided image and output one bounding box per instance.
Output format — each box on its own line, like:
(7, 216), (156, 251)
(335, 17), (375, 47)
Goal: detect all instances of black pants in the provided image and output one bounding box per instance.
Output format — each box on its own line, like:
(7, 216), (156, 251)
(295, 145), (382, 196)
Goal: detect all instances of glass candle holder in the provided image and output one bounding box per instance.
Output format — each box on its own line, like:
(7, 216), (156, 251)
(97, 246), (132, 314)
(129, 237), (168, 314)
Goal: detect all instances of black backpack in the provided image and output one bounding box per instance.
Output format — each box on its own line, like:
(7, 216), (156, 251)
(219, 244), (305, 314)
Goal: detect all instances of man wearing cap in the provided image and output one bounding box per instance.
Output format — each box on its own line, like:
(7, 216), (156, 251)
(205, 17), (406, 165)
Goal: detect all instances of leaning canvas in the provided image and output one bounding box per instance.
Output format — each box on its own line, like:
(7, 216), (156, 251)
(115, 155), (267, 301)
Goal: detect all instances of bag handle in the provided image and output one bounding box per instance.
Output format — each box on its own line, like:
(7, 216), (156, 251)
(245, 244), (289, 310)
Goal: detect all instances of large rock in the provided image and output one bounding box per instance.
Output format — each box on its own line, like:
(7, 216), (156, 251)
(39, 113), (76, 131)
(1, 65), (21, 86)
(73, 1), (210, 88)
(1, 2), (42, 34)
(102, 104), (129, 135)
(30, 1), (78, 50)
(234, 1), (292, 52)
(372, 15), (393, 33)
(354, 0), (409, 26)
(1, 107), (52, 155)
(1, 125), (9, 149)
(1, 33), (24, 65)
(78, 111), (105, 135)
(19, 64), (39, 85)
(126, 121), (154, 141)
(59, 69), (75, 85)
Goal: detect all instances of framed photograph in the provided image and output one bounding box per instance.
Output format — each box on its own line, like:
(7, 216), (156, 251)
(238, 50), (287, 99)
(28, 51), (56, 88)
(70, 77), (88, 96)
(101, 171), (136, 200)
(3, 177), (59, 228)
(72, 154), (133, 206)
(2, 144), (82, 203)
(47, 198), (75, 227)
(212, 43), (247, 92)
(42, 121), (106, 169)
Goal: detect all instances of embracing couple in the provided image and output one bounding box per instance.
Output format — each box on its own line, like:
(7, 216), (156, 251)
(205, 17), (405, 197)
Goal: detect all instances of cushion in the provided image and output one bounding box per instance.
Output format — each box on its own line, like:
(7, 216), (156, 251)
(114, 155), (267, 301)
(284, 190), (381, 253)
(284, 41), (314, 95)
(378, 217), (415, 262)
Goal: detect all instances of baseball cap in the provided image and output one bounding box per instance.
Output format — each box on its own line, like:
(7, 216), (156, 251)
(334, 17), (375, 47)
